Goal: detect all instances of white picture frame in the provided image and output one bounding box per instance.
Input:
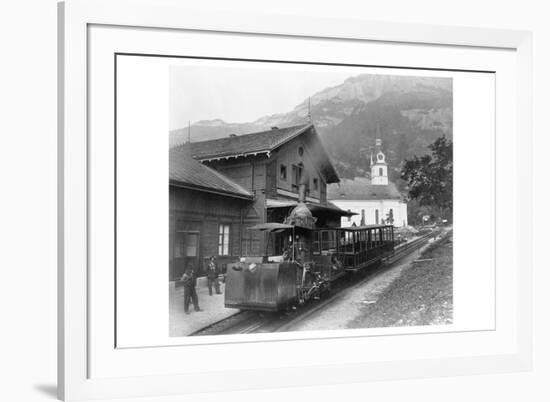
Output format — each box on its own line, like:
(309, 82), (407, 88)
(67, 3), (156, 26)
(58, 0), (533, 400)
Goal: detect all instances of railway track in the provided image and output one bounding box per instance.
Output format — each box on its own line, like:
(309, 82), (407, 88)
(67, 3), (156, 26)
(190, 229), (443, 336)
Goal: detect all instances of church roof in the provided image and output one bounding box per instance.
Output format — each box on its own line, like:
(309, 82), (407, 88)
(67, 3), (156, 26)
(170, 147), (253, 199)
(327, 177), (403, 201)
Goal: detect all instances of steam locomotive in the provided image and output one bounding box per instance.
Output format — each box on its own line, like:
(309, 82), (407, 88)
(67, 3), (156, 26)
(224, 184), (395, 312)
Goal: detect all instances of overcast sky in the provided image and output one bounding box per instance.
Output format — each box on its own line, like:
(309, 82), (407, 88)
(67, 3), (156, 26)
(169, 60), (356, 130)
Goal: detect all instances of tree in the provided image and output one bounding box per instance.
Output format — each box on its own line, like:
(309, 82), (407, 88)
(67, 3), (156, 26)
(400, 136), (452, 221)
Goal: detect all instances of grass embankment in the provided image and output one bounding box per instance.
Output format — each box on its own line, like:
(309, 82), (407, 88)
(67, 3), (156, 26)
(348, 234), (453, 328)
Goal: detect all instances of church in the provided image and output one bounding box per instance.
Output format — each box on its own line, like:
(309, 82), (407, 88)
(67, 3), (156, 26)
(328, 139), (408, 228)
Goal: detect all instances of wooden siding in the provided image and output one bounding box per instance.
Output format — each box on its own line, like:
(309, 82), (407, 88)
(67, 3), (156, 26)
(272, 137), (326, 203)
(169, 186), (252, 280)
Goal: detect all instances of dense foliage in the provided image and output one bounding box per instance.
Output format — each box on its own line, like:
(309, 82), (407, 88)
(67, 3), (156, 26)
(400, 136), (453, 223)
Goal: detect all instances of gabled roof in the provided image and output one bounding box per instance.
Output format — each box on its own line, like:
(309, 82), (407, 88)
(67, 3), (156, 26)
(181, 123), (312, 161)
(175, 123), (340, 184)
(170, 147), (253, 200)
(327, 177), (403, 201)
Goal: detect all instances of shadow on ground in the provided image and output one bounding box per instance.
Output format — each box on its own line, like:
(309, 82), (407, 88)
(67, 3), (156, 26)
(34, 384), (57, 399)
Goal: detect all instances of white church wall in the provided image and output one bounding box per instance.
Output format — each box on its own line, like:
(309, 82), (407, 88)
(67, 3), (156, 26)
(330, 199), (408, 227)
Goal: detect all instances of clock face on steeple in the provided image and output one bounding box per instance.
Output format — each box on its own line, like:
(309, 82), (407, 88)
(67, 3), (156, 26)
(376, 151), (385, 163)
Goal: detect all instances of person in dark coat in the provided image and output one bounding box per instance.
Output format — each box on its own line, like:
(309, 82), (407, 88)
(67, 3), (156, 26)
(181, 264), (201, 314)
(206, 256), (222, 296)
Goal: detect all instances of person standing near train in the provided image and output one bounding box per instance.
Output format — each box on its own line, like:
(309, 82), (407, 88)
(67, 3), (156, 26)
(181, 263), (201, 314)
(206, 256), (222, 296)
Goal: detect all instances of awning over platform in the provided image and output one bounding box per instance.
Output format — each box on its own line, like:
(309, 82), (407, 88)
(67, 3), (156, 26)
(306, 202), (357, 217)
(266, 199), (298, 208)
(247, 222), (294, 232)
(265, 198), (357, 217)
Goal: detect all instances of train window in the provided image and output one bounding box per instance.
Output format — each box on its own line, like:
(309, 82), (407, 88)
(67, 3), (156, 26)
(321, 231), (330, 251)
(313, 231), (320, 255)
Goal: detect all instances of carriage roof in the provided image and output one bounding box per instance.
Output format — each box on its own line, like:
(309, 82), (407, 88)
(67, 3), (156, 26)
(335, 224), (393, 231)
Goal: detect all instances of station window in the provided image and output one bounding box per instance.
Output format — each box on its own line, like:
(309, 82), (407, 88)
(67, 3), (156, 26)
(291, 164), (303, 192)
(280, 164), (287, 181)
(218, 224), (230, 256)
(174, 236), (185, 258)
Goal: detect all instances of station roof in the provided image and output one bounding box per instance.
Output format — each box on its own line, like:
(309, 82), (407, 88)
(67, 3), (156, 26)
(248, 223), (294, 232)
(265, 198), (356, 217)
(170, 147), (253, 200)
(175, 123), (340, 184)
(327, 177), (403, 201)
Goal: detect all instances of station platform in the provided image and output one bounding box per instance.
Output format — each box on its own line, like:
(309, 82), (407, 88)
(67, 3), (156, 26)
(169, 279), (239, 337)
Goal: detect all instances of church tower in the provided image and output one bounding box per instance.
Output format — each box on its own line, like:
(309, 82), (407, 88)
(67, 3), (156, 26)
(370, 138), (388, 185)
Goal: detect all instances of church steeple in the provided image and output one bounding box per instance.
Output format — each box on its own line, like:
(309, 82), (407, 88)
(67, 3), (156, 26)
(370, 138), (388, 185)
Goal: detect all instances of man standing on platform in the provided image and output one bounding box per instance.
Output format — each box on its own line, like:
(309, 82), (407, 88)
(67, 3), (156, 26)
(181, 264), (201, 314)
(206, 256), (222, 296)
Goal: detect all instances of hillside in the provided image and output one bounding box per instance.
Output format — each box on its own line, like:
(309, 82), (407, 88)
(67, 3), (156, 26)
(170, 73), (453, 183)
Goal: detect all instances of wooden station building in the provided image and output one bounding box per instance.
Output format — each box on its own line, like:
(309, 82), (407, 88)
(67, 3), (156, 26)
(169, 123), (353, 281)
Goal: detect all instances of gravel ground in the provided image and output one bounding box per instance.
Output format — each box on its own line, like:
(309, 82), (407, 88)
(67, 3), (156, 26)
(348, 234), (453, 329)
(287, 233), (453, 332)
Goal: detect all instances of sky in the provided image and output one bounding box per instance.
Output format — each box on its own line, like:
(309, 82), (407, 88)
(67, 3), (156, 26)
(169, 59), (357, 130)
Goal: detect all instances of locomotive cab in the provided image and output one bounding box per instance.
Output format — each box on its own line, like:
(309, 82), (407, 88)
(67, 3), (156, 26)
(224, 223), (300, 311)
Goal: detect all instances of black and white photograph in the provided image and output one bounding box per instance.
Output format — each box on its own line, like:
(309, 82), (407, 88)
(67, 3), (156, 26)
(168, 61), (453, 337)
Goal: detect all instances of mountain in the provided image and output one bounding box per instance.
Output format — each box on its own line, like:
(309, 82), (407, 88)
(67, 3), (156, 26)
(170, 74), (452, 183)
